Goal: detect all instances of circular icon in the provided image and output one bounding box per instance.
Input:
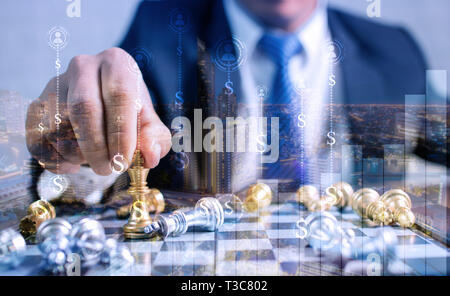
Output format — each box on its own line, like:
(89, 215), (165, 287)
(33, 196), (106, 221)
(256, 85), (268, 99)
(128, 48), (152, 75)
(110, 153), (128, 174)
(169, 8), (191, 33)
(325, 40), (344, 64)
(213, 37), (246, 72)
(48, 26), (69, 50)
(170, 152), (189, 171)
(50, 175), (69, 195)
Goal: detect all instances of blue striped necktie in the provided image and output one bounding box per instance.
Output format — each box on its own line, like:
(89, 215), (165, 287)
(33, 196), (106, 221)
(258, 32), (308, 186)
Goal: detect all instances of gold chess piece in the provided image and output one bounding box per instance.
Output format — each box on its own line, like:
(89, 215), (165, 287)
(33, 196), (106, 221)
(123, 150), (153, 239)
(243, 183), (272, 212)
(19, 200), (56, 237)
(352, 188), (393, 225)
(327, 182), (354, 208)
(116, 188), (165, 219)
(296, 185), (320, 206)
(380, 189), (415, 228)
(307, 197), (333, 212)
(296, 185), (332, 212)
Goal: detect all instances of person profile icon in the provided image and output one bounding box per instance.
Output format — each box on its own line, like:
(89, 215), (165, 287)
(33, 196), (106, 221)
(175, 13), (185, 27)
(221, 43), (236, 63)
(53, 31), (64, 45)
(327, 44), (337, 60)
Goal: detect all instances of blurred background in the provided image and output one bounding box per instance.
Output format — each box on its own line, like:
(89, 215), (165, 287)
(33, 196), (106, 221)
(0, 0), (448, 222)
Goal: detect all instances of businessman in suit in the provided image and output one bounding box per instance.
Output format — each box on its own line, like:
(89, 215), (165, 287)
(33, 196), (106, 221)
(26, 0), (427, 196)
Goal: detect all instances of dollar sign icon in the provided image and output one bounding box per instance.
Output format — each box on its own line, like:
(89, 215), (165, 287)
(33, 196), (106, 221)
(225, 81), (234, 95)
(51, 175), (67, 195)
(328, 74), (336, 86)
(110, 153), (127, 174)
(132, 201), (145, 218)
(327, 131), (336, 146)
(295, 218), (308, 239)
(55, 58), (61, 70)
(54, 113), (62, 125)
(175, 91), (184, 106)
(297, 113), (306, 128)
(38, 122), (45, 133)
(256, 134), (268, 153)
(135, 99), (142, 111)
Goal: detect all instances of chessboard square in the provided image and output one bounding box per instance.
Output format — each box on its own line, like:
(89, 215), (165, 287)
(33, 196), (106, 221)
(264, 222), (297, 230)
(124, 241), (164, 253)
(153, 250), (215, 266)
(265, 229), (299, 239)
(164, 231), (215, 241)
(274, 246), (320, 263)
(99, 220), (127, 228)
(160, 240), (194, 252)
(402, 258), (442, 276)
(397, 235), (429, 245)
(151, 264), (214, 276)
(216, 230), (268, 240)
(341, 212), (360, 220)
(270, 238), (308, 249)
(131, 251), (158, 265)
(195, 240), (217, 251)
(222, 249), (276, 261)
(217, 238), (272, 251)
(216, 260), (280, 276)
(219, 222), (265, 232)
(105, 227), (123, 235)
(352, 228), (366, 237)
(261, 215), (302, 223)
(424, 257), (449, 275)
(395, 244), (448, 259)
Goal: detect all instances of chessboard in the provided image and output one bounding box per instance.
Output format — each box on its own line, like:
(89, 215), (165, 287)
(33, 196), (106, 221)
(2, 195), (448, 276)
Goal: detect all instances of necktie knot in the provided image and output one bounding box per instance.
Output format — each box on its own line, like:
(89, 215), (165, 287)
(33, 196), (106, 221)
(258, 32), (303, 67)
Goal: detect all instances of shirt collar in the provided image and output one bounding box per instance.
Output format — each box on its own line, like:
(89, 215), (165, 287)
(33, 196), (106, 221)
(224, 0), (330, 61)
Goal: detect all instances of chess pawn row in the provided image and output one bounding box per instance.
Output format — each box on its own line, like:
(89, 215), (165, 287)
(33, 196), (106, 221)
(116, 188), (165, 219)
(0, 228), (26, 270)
(352, 188), (392, 225)
(144, 197), (224, 238)
(19, 200), (56, 237)
(352, 188), (415, 227)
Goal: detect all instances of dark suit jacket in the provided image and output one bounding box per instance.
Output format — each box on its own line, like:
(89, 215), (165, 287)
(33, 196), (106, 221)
(114, 0), (434, 193)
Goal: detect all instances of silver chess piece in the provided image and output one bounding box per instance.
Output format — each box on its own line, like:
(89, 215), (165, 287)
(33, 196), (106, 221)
(297, 211), (355, 252)
(0, 228), (26, 269)
(69, 218), (106, 266)
(36, 218), (73, 274)
(100, 238), (134, 269)
(298, 212), (398, 263)
(144, 197), (224, 238)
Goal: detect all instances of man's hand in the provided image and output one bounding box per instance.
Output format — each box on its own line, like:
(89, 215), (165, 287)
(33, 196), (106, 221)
(26, 47), (171, 175)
